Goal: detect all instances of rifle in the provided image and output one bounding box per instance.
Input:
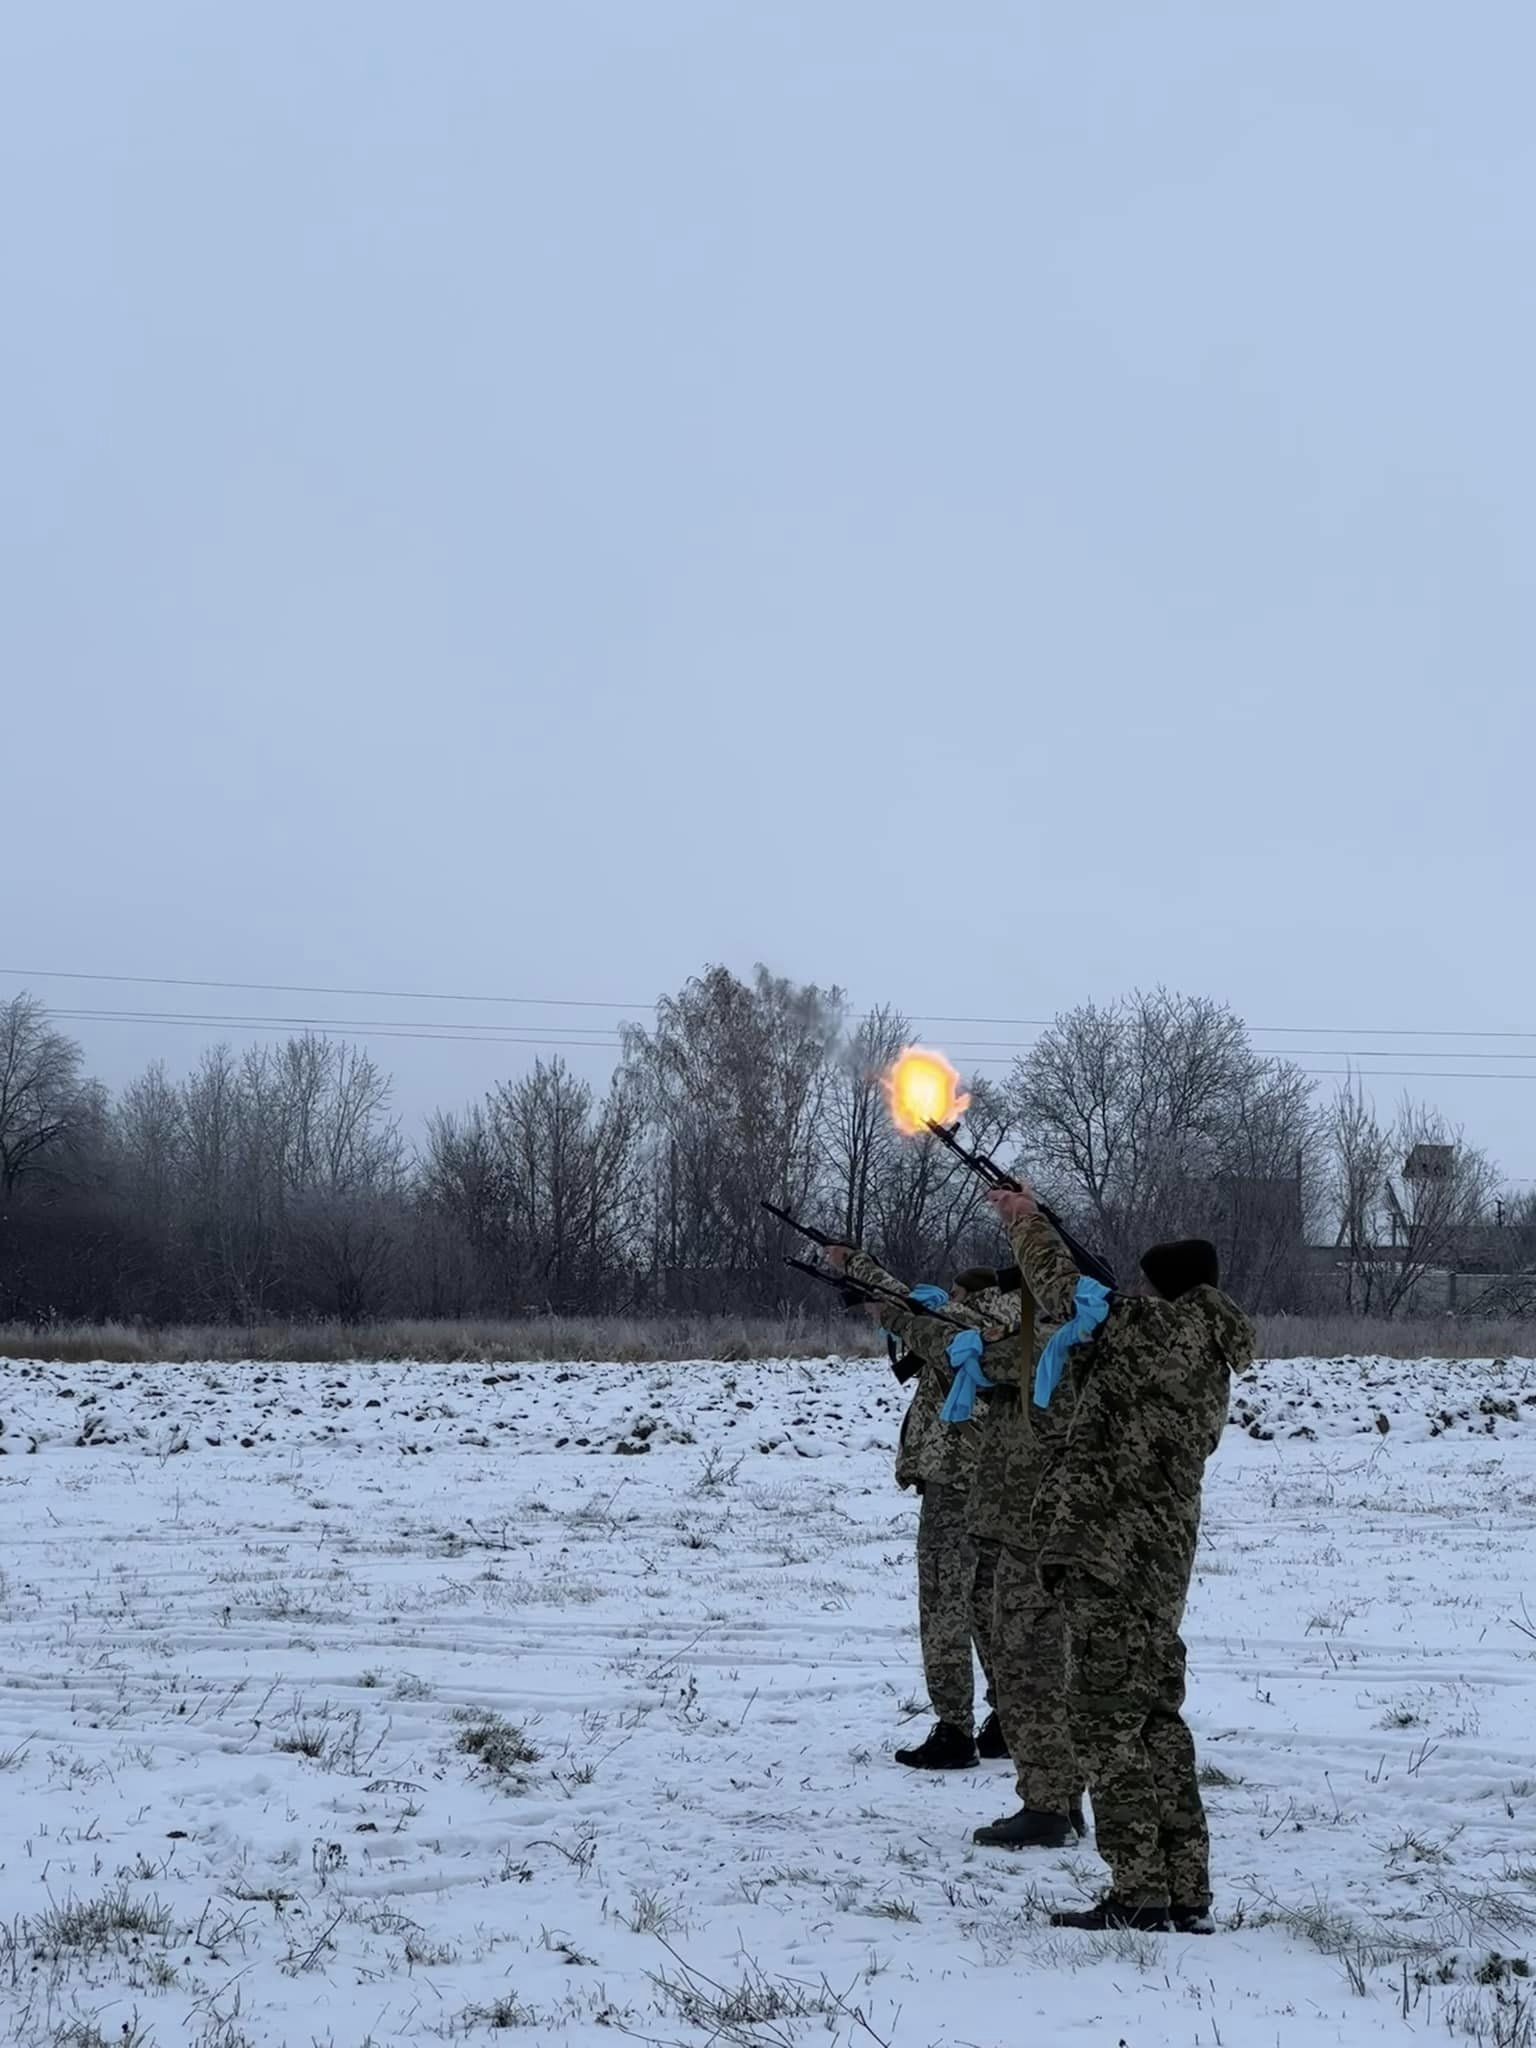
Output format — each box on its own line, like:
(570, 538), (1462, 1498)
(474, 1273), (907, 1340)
(785, 1247), (902, 1381)
(783, 1258), (964, 1384)
(924, 1122), (1119, 1292)
(761, 1200), (976, 1341)
(781, 1253), (973, 1334)
(760, 1199), (839, 1248)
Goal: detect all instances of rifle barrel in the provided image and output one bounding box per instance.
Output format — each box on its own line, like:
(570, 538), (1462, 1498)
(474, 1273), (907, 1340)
(921, 1121), (1116, 1284)
(924, 1119), (1023, 1192)
(760, 1199), (837, 1248)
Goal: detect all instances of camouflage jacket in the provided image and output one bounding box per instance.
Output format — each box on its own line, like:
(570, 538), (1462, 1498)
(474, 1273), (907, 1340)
(1006, 1211), (1256, 1618)
(964, 1285), (1063, 1548)
(848, 1251), (1019, 1492)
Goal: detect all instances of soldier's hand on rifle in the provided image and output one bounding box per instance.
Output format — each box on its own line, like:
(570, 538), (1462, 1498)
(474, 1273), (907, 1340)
(987, 1186), (1039, 1227)
(860, 1300), (885, 1323)
(822, 1243), (852, 1274)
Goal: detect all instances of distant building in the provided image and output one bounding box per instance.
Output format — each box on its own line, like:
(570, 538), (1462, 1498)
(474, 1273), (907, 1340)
(1403, 1143), (1456, 1183)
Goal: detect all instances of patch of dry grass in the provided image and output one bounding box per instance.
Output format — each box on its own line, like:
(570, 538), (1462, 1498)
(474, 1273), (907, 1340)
(1253, 1315), (1536, 1362)
(0, 1312), (876, 1366)
(1, 1311), (1532, 1367)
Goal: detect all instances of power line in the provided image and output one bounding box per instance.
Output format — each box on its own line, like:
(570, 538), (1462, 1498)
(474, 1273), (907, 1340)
(37, 1009), (1536, 1083)
(909, 1021), (1475, 1049)
(3, 966), (654, 1012)
(51, 1007), (626, 1040)
(49, 1014), (626, 1054)
(9, 965), (1536, 1044)
(39, 1003), (1536, 1070)
(50, 1005), (1038, 1055)
(1242, 1023), (1536, 1042)
(1277, 1069), (1536, 1083)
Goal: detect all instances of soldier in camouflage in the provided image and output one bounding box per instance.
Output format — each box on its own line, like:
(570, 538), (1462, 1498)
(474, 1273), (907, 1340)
(942, 1265), (1018, 1759)
(962, 1272), (1087, 1850)
(828, 1245), (1018, 1769)
(989, 1186), (1256, 1934)
(833, 1246), (1087, 1841)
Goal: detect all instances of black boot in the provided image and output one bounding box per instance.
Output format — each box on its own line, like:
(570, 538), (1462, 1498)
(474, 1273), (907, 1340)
(1070, 1798), (1088, 1839)
(972, 1805), (1074, 1849)
(894, 1721), (978, 1771)
(1051, 1896), (1171, 1933)
(1169, 1904), (1215, 1935)
(977, 1712), (1008, 1760)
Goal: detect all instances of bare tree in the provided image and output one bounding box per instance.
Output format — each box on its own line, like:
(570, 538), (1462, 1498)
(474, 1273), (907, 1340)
(622, 964), (843, 1308)
(1208, 1056), (1322, 1307)
(1322, 1084), (1501, 1315)
(0, 1004), (132, 1321)
(178, 1043), (281, 1319)
(0, 995), (86, 1196)
(419, 1064), (644, 1313)
(293, 1190), (403, 1320)
(1499, 1188), (1536, 1271)
(263, 1037), (405, 1319)
(1377, 1099), (1500, 1314)
(489, 1058), (644, 1307)
(1010, 990), (1320, 1306)
(129, 1034), (407, 1320)
(421, 1103), (509, 1299)
(113, 1061), (187, 1226)
(821, 1004), (910, 1246)
(1327, 1080), (1396, 1312)
(1477, 1189), (1536, 1316)
(270, 1036), (403, 1199)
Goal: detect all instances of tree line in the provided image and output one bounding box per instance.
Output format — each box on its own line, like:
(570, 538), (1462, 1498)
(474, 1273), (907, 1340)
(0, 972), (1523, 1327)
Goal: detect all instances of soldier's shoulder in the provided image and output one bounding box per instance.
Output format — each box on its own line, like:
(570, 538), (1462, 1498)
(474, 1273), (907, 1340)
(1190, 1286), (1257, 1365)
(1114, 1293), (1178, 1339)
(1109, 1293), (1204, 1373)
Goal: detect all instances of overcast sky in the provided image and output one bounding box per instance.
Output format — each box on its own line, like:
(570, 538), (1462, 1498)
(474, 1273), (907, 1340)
(5, 2), (1534, 1178)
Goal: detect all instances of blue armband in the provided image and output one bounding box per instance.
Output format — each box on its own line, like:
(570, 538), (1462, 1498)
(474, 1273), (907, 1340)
(1033, 1276), (1111, 1408)
(940, 1328), (994, 1423)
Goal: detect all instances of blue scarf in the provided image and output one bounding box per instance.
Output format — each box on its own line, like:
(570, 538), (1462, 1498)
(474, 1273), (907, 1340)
(1033, 1276), (1111, 1408)
(880, 1281), (948, 1347)
(940, 1328), (993, 1423)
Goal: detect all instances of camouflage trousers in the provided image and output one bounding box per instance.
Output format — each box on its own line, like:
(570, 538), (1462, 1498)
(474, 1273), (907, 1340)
(990, 1545), (1078, 1814)
(1063, 1582), (1210, 1910)
(916, 1482), (989, 1730)
(970, 1536), (999, 1705)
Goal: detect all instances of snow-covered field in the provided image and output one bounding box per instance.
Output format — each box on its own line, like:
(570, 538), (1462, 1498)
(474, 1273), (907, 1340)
(1, 1351), (1534, 2048)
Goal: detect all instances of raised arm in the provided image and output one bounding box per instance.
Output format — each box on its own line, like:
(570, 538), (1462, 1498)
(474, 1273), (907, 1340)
(837, 1248), (1014, 1364)
(985, 1189), (1083, 1326)
(842, 1249), (949, 1364)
